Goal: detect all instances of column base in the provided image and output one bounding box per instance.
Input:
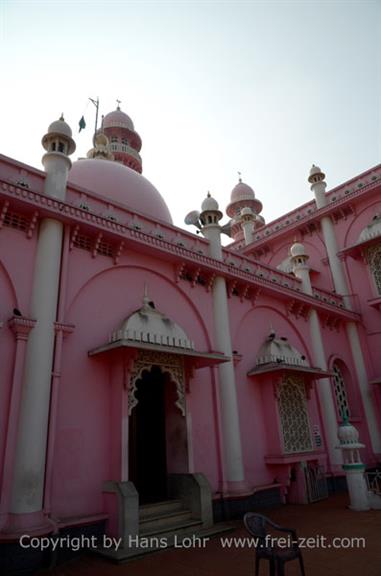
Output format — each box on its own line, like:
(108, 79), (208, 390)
(1, 511), (54, 541)
(222, 480), (252, 497)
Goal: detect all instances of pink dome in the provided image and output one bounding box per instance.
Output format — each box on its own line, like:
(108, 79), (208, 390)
(103, 109), (135, 131)
(230, 182), (256, 202)
(69, 159), (172, 223)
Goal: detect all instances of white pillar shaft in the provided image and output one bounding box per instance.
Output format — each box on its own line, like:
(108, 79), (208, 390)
(213, 276), (245, 482)
(293, 264), (341, 467)
(242, 221), (253, 246)
(42, 154), (71, 200)
(309, 309), (342, 466)
(320, 216), (349, 303)
(10, 153), (70, 515)
(203, 224), (246, 486)
(346, 323), (381, 453)
(312, 180), (327, 209)
(11, 219), (63, 513)
(345, 469), (370, 511)
(312, 185), (381, 453)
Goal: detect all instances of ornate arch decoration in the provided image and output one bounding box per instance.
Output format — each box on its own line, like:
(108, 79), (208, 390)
(128, 350), (185, 417)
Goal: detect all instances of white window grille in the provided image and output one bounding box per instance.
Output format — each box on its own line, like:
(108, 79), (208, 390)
(368, 245), (381, 295)
(332, 363), (350, 420)
(278, 376), (312, 453)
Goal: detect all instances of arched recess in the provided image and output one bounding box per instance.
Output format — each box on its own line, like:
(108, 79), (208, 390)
(0, 258), (18, 312)
(233, 304), (312, 366)
(128, 353), (185, 416)
(343, 200), (381, 248)
(0, 258), (19, 491)
(66, 264), (212, 350)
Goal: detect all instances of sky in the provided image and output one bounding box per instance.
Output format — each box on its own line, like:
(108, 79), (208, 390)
(1, 0), (380, 230)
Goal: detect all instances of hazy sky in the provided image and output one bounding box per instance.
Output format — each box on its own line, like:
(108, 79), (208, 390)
(1, 0), (380, 230)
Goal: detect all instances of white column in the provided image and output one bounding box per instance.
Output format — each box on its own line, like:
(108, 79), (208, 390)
(242, 218), (254, 246)
(311, 176), (381, 454)
(203, 221), (248, 492)
(9, 147), (71, 523)
(292, 261), (342, 468)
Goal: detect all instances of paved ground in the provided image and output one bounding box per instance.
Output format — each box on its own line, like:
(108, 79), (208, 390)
(36, 493), (380, 576)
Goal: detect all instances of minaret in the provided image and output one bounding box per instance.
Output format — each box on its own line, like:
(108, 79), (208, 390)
(226, 177), (265, 243)
(8, 117), (75, 532)
(102, 104), (142, 173)
(199, 193), (248, 494)
(309, 166), (381, 454)
(290, 241), (342, 468)
(337, 419), (370, 511)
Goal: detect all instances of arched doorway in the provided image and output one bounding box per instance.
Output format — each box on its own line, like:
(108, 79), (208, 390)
(128, 364), (188, 504)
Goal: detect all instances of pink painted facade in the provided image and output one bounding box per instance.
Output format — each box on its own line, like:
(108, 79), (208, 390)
(0, 108), (381, 565)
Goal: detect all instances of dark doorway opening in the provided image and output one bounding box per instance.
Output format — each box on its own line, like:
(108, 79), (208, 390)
(129, 366), (167, 504)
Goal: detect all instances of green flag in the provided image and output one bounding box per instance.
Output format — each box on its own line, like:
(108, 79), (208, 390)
(79, 116), (86, 132)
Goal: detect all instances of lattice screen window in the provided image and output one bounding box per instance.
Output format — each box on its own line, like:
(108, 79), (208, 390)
(332, 363), (350, 420)
(368, 245), (381, 295)
(278, 376), (313, 454)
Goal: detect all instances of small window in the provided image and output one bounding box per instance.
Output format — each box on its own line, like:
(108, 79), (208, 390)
(58, 142), (65, 153)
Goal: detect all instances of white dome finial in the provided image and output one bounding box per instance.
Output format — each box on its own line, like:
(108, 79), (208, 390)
(308, 164), (326, 184)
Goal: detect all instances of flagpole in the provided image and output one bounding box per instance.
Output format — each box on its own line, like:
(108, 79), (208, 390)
(94, 96), (99, 138)
(89, 97), (99, 145)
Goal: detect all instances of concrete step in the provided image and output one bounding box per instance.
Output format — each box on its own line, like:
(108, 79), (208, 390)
(140, 516), (201, 538)
(95, 521), (236, 563)
(139, 499), (183, 520)
(140, 509), (193, 533)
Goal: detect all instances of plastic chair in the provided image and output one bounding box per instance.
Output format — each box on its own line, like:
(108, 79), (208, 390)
(243, 512), (306, 576)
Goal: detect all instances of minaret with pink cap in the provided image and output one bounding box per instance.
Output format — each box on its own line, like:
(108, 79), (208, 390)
(226, 176), (265, 245)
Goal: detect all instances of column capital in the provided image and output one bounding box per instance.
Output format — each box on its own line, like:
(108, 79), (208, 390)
(8, 316), (36, 341)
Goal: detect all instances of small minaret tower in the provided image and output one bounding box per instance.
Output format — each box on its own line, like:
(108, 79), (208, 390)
(337, 419), (370, 511)
(102, 104), (142, 173)
(290, 241), (341, 469)
(226, 177), (265, 244)
(8, 117), (75, 532)
(308, 164), (327, 209)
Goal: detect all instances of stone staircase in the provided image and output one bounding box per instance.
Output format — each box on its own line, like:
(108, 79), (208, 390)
(139, 499), (203, 540)
(98, 474), (234, 562)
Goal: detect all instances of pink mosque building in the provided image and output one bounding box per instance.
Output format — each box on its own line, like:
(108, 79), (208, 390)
(0, 106), (381, 572)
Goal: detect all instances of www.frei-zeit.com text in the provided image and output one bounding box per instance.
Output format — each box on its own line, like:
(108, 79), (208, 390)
(19, 534), (366, 552)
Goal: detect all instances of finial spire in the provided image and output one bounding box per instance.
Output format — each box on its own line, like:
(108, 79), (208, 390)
(238, 171), (242, 183)
(116, 99), (121, 110)
(143, 283), (149, 307)
(59, 113), (64, 121)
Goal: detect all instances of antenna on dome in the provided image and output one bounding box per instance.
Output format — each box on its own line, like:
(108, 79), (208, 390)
(184, 210), (202, 230)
